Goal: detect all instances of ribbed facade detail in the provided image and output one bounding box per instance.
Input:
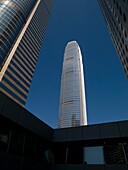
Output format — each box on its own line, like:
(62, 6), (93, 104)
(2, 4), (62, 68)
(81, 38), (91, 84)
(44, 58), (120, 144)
(98, 0), (128, 79)
(0, 0), (53, 106)
(58, 41), (87, 128)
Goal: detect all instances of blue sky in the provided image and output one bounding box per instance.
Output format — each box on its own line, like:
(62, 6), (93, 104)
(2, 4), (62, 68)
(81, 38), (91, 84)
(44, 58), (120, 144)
(26, 0), (128, 128)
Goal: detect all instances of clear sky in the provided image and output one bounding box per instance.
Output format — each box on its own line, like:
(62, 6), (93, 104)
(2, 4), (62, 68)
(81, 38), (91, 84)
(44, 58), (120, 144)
(26, 0), (128, 128)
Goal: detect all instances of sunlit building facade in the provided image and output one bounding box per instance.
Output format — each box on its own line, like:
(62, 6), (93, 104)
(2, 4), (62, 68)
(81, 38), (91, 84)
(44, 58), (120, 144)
(58, 41), (87, 128)
(98, 0), (128, 78)
(0, 0), (53, 106)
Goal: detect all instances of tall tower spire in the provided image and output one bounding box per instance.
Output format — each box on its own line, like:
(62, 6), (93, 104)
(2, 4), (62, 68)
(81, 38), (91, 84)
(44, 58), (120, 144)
(58, 41), (87, 128)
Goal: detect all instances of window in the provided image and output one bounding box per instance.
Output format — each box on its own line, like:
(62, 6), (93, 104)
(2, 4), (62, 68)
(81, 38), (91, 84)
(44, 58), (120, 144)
(118, 17), (120, 24)
(116, 1), (119, 9)
(122, 37), (124, 44)
(0, 126), (10, 152)
(24, 136), (36, 158)
(9, 131), (25, 155)
(121, 23), (123, 31)
(125, 45), (128, 52)
(124, 30), (127, 38)
(123, 49), (125, 55)
(52, 146), (67, 164)
(123, 12), (126, 22)
(67, 146), (83, 164)
(104, 143), (128, 164)
(119, 6), (122, 16)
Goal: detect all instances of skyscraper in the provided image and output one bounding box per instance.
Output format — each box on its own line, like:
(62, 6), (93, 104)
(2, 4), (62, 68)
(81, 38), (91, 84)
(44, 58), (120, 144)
(98, 0), (128, 78)
(103, 143), (128, 164)
(58, 41), (87, 128)
(0, 0), (53, 107)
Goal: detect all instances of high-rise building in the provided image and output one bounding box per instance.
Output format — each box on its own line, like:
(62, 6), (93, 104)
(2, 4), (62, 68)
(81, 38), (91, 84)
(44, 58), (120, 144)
(58, 41), (87, 128)
(98, 0), (128, 78)
(0, 0), (53, 107)
(103, 143), (128, 164)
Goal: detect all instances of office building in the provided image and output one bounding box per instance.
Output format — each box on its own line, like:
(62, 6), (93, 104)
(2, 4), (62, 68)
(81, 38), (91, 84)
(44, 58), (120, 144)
(0, 91), (128, 170)
(58, 41), (87, 128)
(98, 0), (128, 78)
(104, 143), (128, 164)
(0, 0), (53, 107)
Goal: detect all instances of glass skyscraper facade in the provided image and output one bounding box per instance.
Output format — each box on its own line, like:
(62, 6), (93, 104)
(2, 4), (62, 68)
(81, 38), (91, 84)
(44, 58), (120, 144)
(98, 0), (128, 78)
(58, 41), (87, 128)
(0, 0), (53, 106)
